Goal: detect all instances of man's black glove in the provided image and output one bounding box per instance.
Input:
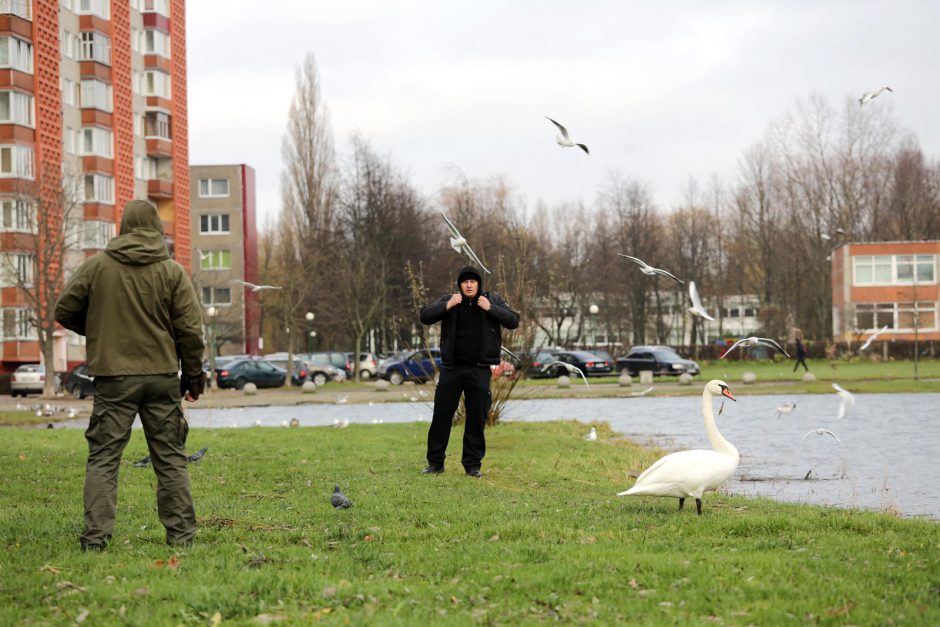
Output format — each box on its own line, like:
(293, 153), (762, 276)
(181, 372), (208, 401)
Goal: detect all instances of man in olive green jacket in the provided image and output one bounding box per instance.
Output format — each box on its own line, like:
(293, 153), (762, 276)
(56, 199), (206, 550)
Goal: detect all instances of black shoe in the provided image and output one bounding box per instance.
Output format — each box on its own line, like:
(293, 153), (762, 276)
(465, 468), (482, 478)
(422, 465), (444, 475)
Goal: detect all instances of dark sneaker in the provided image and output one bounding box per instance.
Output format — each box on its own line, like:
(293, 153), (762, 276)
(422, 465), (444, 475)
(465, 468), (482, 478)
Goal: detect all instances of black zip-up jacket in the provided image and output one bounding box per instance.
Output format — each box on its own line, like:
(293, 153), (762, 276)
(420, 291), (519, 367)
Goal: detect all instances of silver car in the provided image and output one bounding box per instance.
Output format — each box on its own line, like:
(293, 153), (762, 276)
(11, 363), (58, 397)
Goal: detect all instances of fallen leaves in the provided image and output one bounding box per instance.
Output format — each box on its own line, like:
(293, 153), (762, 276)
(38, 564), (62, 575)
(151, 555), (180, 570)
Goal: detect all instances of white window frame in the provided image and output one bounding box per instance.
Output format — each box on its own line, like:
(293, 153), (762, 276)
(0, 90), (34, 127)
(0, 36), (33, 73)
(198, 178), (229, 198)
(76, 0), (109, 19)
(854, 254), (937, 286)
(0, 197), (35, 233)
(202, 287), (232, 306)
(80, 126), (113, 158)
(0, 144), (34, 179)
(0, 253), (34, 287)
(143, 70), (171, 98)
(0, 1), (32, 20)
(143, 29), (170, 58)
(200, 213), (230, 235)
(143, 0), (169, 17)
(79, 31), (111, 65)
(82, 219), (114, 250)
(199, 250), (232, 271)
(80, 79), (113, 112)
(0, 308), (36, 340)
(83, 173), (114, 204)
(144, 111), (170, 140)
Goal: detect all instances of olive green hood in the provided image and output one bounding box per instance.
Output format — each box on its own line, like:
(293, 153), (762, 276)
(105, 199), (169, 266)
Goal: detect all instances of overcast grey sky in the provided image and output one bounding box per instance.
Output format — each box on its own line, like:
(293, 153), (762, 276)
(187, 1), (939, 226)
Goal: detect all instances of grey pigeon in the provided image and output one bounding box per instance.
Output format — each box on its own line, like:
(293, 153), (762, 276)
(132, 455), (151, 468)
(187, 447), (208, 463)
(331, 485), (352, 509)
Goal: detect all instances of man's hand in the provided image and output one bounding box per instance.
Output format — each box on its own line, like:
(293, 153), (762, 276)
(446, 293), (462, 310)
(477, 295), (491, 311)
(181, 372), (208, 402)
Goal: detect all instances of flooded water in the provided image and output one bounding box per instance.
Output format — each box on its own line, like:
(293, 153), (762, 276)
(52, 392), (940, 519)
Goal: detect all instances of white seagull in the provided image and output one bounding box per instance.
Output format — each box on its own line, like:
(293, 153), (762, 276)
(543, 360), (590, 388)
(774, 401), (797, 418)
(858, 86), (892, 105)
(545, 117), (589, 155)
(441, 212), (490, 274)
(618, 380), (738, 515)
(722, 337), (790, 359)
(231, 279), (282, 292)
(832, 383), (855, 420)
(802, 428), (842, 445)
(859, 325), (889, 351)
(631, 386), (655, 397)
(617, 254), (684, 284)
(335, 395), (349, 405)
(584, 426), (598, 441)
(687, 281), (715, 321)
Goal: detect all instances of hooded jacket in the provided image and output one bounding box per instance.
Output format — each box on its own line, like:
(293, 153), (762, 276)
(419, 265), (519, 367)
(54, 200), (205, 377)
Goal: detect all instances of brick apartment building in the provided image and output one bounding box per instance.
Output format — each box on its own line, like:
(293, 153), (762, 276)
(190, 164), (260, 357)
(0, 0), (190, 375)
(831, 240), (939, 342)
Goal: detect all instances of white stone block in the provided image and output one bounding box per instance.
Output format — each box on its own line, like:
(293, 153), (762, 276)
(742, 371), (757, 384)
(678, 373), (693, 385)
(557, 375), (570, 388)
(301, 381), (317, 394)
(244, 382), (258, 395)
(801, 372), (817, 383)
(618, 373), (632, 387)
(639, 370), (654, 384)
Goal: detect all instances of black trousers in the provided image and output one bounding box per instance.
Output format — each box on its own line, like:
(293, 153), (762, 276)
(427, 365), (492, 471)
(793, 356), (808, 372)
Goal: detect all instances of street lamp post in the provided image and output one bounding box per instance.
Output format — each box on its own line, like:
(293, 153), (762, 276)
(310, 330), (317, 352)
(206, 306), (217, 390)
(589, 304), (599, 350)
(305, 312), (315, 353)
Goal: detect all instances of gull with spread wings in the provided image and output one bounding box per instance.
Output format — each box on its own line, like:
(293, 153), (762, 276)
(722, 336), (790, 359)
(231, 280), (282, 292)
(441, 212), (490, 274)
(545, 117), (590, 155)
(687, 281), (714, 321)
(617, 254), (684, 284)
(542, 360), (590, 388)
(858, 86), (892, 105)
(802, 428), (842, 445)
(859, 325), (889, 351)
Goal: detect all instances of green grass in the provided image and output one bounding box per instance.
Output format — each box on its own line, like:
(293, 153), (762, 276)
(2, 422), (938, 625)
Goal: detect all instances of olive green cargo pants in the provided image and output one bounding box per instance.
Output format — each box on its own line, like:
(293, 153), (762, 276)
(81, 374), (196, 548)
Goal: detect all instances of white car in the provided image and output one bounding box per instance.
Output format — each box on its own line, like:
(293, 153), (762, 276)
(11, 364), (58, 397)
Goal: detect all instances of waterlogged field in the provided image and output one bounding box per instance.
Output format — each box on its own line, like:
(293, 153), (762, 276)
(2, 421), (938, 624)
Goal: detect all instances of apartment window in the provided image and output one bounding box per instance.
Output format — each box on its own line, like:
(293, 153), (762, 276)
(898, 302), (937, 331)
(134, 156), (145, 180)
(62, 78), (77, 106)
(0, 1), (32, 20)
(744, 307), (756, 317)
(144, 29), (170, 58)
(145, 157), (158, 179)
(77, 0), (108, 19)
(80, 79), (112, 112)
(0, 253), (34, 287)
(64, 126), (76, 154)
(80, 126), (113, 158)
(143, 70), (171, 98)
(0, 36), (32, 72)
(0, 145), (34, 178)
(79, 31), (111, 65)
(854, 303), (894, 331)
(0, 198), (35, 233)
(143, 0), (169, 16)
(0, 91), (34, 126)
(728, 308), (739, 318)
(61, 0), (72, 10)
(896, 255), (935, 284)
(199, 250), (232, 271)
(0, 308), (35, 340)
(82, 220), (114, 250)
(130, 26), (141, 53)
(133, 110), (142, 136)
(200, 213), (230, 234)
(61, 28), (74, 58)
(854, 254), (935, 285)
(83, 173), (114, 204)
(144, 111), (171, 139)
(202, 287), (232, 306)
(198, 178), (229, 198)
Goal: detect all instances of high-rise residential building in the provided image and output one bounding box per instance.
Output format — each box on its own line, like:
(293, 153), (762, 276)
(0, 0), (190, 378)
(190, 164), (260, 357)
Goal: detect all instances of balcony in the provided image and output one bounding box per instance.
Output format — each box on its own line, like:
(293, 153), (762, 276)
(147, 177), (173, 198)
(146, 137), (171, 157)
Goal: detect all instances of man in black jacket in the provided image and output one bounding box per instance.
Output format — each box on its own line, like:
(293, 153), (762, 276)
(419, 265), (519, 477)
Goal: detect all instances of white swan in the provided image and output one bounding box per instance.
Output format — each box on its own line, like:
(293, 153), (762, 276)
(618, 379), (738, 515)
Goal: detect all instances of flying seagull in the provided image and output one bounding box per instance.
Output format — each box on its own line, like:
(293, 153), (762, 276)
(331, 485), (352, 509)
(441, 212), (490, 274)
(617, 254), (684, 284)
(231, 279), (282, 292)
(501, 346), (522, 362)
(775, 401), (797, 418)
(584, 426), (598, 441)
(832, 383), (855, 420)
(802, 428), (842, 445)
(687, 281), (715, 321)
(543, 360), (590, 388)
(859, 325), (889, 351)
(722, 336), (790, 359)
(545, 116), (589, 155)
(187, 447), (208, 464)
(631, 386), (655, 397)
(858, 86), (892, 105)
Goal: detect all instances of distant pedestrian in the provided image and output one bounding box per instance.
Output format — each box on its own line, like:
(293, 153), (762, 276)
(419, 266), (519, 478)
(793, 336), (809, 372)
(55, 200), (206, 551)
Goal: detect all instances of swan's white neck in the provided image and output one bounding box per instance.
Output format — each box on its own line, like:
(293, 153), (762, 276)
(703, 390), (738, 458)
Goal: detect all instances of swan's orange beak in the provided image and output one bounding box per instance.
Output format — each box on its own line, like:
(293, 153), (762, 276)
(721, 388), (736, 401)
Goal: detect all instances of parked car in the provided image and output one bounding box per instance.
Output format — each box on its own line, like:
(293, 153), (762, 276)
(544, 350), (614, 377)
(215, 358), (287, 389)
(303, 351), (352, 377)
(591, 350), (616, 365)
(10, 363), (58, 397)
(264, 356), (344, 386)
(347, 352), (380, 380)
(65, 363), (95, 399)
(520, 348), (561, 378)
(616, 346), (700, 377)
(378, 348), (442, 385)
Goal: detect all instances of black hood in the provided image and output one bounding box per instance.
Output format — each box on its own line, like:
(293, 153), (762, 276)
(456, 265), (483, 291)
